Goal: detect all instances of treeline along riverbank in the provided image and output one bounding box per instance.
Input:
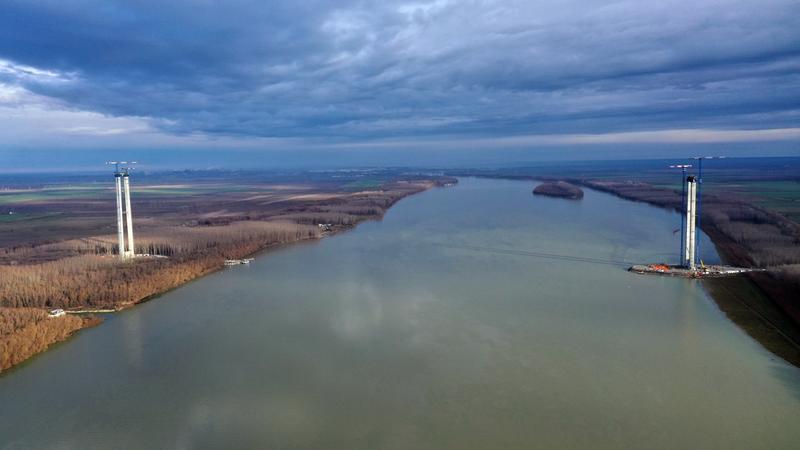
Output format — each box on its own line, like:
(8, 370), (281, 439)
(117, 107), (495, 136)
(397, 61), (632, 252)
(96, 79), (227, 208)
(0, 174), (455, 372)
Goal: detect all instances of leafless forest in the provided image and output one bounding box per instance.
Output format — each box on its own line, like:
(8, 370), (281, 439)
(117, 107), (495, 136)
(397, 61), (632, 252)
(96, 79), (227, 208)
(532, 181), (584, 200)
(0, 174), (451, 372)
(0, 308), (100, 371)
(0, 221), (319, 309)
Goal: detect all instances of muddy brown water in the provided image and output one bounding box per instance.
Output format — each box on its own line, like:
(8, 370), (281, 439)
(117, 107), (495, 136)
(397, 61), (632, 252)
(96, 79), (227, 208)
(1, 177), (799, 449)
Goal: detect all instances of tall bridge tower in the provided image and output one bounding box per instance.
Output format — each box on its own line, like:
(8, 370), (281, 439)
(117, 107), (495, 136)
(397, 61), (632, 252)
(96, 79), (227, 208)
(682, 175), (698, 270)
(107, 161), (137, 259)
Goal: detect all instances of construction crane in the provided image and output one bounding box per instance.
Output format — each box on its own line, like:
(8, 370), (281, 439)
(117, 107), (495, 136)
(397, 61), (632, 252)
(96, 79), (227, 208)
(106, 161), (137, 175)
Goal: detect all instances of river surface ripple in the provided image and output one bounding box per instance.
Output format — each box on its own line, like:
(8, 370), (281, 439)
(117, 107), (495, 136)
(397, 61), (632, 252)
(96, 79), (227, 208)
(2, 177), (799, 449)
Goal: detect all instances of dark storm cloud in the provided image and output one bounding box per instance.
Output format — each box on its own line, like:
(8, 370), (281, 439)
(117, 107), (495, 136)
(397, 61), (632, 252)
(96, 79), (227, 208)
(1, 0), (799, 139)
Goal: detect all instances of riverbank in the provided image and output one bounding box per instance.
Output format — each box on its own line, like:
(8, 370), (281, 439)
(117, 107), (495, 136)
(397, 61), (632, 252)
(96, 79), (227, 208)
(450, 172), (800, 366)
(575, 179), (800, 366)
(0, 176), (455, 373)
(5, 176), (798, 449)
(0, 309), (102, 372)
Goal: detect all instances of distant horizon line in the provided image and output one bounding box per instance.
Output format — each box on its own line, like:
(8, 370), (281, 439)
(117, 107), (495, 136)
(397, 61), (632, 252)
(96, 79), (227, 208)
(2, 155), (799, 176)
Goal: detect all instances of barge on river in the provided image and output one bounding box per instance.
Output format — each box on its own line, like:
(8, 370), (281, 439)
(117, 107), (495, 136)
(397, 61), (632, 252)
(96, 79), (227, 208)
(629, 263), (763, 278)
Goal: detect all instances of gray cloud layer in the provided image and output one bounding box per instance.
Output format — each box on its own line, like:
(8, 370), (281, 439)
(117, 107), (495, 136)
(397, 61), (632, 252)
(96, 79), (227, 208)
(1, 0), (799, 141)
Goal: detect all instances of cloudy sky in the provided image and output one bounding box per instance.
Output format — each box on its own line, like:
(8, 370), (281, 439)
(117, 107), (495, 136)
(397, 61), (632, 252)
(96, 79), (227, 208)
(1, 0), (798, 170)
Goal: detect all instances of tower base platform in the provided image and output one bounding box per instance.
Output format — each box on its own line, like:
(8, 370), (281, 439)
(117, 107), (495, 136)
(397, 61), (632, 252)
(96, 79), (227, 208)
(629, 264), (764, 278)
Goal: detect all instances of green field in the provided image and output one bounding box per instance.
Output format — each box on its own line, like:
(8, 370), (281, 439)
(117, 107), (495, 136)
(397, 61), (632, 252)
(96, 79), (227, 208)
(0, 187), (107, 205)
(704, 180), (800, 222)
(634, 179), (800, 222)
(0, 212), (62, 223)
(343, 179), (383, 190)
(0, 183), (263, 206)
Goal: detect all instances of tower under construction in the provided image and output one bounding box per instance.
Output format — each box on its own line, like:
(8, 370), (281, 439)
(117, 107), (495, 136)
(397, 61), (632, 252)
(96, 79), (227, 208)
(108, 162), (136, 259)
(682, 175), (697, 270)
(629, 160), (759, 278)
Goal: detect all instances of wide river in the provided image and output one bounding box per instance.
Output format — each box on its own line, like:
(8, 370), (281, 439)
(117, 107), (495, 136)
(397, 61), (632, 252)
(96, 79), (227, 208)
(2, 177), (799, 449)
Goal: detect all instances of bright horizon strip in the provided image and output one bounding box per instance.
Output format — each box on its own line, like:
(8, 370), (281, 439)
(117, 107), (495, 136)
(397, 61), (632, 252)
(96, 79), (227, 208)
(333, 127), (800, 150)
(558, 128), (800, 145)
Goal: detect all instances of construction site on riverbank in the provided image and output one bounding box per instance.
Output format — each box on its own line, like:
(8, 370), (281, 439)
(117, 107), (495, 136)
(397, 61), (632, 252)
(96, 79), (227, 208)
(629, 263), (763, 278)
(629, 159), (757, 279)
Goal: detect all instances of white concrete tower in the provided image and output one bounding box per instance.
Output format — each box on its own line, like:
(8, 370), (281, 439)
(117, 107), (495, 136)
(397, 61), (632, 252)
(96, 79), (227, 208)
(683, 175), (698, 270)
(123, 173), (135, 258)
(115, 172), (126, 260)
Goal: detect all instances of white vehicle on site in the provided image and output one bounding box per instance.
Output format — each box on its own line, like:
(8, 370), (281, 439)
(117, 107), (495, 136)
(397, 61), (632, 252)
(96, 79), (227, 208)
(48, 309), (66, 318)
